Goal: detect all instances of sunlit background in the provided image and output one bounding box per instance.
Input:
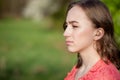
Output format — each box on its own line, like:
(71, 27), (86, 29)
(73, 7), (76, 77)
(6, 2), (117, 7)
(0, 0), (120, 80)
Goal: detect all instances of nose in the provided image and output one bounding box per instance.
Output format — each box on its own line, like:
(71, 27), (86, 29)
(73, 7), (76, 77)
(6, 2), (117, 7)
(63, 26), (72, 37)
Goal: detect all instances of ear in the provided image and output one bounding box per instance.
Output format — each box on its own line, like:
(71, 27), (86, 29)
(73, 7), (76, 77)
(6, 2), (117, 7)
(94, 28), (104, 40)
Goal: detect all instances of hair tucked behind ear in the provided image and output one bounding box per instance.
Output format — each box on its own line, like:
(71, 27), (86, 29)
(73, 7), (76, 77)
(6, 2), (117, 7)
(64, 0), (120, 69)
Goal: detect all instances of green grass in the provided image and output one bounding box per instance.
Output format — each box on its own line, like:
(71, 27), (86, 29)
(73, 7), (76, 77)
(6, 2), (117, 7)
(0, 19), (76, 80)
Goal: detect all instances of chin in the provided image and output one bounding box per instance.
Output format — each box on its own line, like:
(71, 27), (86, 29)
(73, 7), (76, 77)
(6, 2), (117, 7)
(67, 48), (79, 53)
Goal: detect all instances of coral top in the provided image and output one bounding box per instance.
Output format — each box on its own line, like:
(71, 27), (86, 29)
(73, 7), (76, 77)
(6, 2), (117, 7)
(64, 59), (120, 80)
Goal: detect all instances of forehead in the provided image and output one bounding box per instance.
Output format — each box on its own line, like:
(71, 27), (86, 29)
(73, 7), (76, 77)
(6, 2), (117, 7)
(66, 6), (89, 22)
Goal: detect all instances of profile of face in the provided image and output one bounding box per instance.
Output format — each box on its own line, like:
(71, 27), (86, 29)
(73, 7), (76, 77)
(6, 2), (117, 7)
(63, 6), (104, 53)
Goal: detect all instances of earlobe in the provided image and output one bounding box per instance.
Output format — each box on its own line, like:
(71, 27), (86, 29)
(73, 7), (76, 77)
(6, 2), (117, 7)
(94, 28), (104, 40)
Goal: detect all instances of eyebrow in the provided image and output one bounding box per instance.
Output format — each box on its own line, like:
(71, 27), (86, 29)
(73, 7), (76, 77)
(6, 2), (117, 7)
(66, 21), (79, 24)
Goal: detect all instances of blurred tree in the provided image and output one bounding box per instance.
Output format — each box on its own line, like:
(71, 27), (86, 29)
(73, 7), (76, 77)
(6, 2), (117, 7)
(22, 0), (71, 21)
(0, 0), (27, 18)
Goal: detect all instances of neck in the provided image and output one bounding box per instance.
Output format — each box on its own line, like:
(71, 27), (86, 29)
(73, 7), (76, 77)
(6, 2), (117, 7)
(79, 46), (101, 69)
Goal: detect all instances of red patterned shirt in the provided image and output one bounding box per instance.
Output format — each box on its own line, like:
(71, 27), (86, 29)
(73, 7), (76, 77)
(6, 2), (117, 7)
(64, 59), (120, 80)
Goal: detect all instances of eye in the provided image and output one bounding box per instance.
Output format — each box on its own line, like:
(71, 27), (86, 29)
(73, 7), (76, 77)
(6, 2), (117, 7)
(72, 25), (78, 28)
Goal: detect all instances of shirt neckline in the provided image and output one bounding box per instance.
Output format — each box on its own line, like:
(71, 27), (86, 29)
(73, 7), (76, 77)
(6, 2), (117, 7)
(76, 59), (104, 79)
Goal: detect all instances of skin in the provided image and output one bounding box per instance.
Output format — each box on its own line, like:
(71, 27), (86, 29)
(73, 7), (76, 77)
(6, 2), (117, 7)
(63, 6), (104, 80)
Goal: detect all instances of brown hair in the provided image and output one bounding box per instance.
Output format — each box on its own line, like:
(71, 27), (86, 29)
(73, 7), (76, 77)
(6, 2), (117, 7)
(63, 0), (120, 69)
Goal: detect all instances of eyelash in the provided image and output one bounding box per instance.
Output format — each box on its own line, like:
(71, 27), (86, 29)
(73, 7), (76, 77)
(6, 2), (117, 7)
(72, 25), (78, 28)
(63, 23), (78, 30)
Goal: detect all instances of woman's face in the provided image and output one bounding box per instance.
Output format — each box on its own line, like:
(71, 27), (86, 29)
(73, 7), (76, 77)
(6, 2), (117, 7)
(63, 6), (97, 53)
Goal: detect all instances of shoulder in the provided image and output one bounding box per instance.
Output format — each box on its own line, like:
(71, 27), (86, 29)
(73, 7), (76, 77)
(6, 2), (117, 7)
(94, 60), (120, 80)
(79, 60), (120, 80)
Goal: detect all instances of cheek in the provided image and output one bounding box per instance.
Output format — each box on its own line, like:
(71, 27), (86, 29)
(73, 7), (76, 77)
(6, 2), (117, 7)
(75, 27), (94, 37)
(74, 28), (94, 45)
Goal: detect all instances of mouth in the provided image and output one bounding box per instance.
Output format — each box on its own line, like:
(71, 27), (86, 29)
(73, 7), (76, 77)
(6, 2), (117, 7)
(65, 41), (73, 46)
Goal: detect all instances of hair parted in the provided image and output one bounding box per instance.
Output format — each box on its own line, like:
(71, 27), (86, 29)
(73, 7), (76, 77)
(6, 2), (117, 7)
(63, 0), (120, 69)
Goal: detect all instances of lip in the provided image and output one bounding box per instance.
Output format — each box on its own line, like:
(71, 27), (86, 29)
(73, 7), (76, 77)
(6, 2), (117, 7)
(65, 41), (73, 46)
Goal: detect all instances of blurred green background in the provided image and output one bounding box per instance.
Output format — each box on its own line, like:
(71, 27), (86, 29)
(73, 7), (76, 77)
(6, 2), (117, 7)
(0, 0), (120, 80)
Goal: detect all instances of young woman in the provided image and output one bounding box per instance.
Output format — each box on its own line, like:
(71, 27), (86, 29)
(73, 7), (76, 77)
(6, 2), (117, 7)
(63, 0), (120, 80)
